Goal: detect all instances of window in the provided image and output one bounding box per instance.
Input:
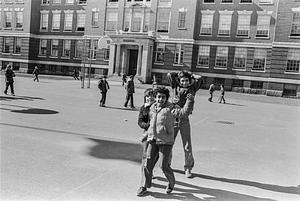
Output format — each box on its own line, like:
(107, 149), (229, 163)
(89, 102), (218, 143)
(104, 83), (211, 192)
(218, 13), (232, 36)
(15, 11), (23, 28)
(132, 9), (142, 32)
(203, 0), (214, 3)
(39, 39), (47, 55)
(0, 10), (2, 28)
(63, 40), (71, 57)
(65, 0), (74, 4)
(106, 10), (117, 31)
(174, 44), (184, 65)
(215, 46), (228, 68)
(4, 11), (12, 28)
(222, 0), (232, 3)
(232, 79), (244, 87)
(197, 46), (210, 67)
(3, 37), (12, 53)
(253, 49), (266, 71)
(123, 10), (130, 32)
(52, 12), (61, 31)
(178, 9), (186, 29)
(291, 12), (300, 37)
(75, 40), (83, 58)
(157, 8), (170, 33)
(234, 48), (247, 69)
(40, 12), (48, 31)
(144, 11), (150, 32)
(92, 9), (99, 27)
(52, 0), (61, 4)
(41, 0), (49, 4)
(200, 12), (214, 35)
(237, 13), (251, 37)
(240, 0), (252, 3)
(51, 39), (59, 57)
(286, 49), (300, 73)
(251, 81), (263, 89)
(256, 14), (270, 38)
(76, 11), (85, 31)
(104, 47), (110, 60)
(155, 43), (165, 63)
(78, 0), (87, 4)
(4, 0), (13, 3)
(14, 37), (21, 54)
(64, 12), (73, 31)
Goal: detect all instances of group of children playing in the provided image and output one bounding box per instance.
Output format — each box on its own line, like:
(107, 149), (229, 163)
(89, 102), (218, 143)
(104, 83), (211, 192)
(136, 71), (202, 196)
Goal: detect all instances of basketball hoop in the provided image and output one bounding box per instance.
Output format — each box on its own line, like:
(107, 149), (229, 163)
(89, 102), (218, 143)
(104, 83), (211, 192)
(97, 36), (112, 50)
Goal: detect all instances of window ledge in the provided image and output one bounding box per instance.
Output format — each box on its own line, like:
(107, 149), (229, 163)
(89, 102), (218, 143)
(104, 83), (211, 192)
(38, 55), (47, 57)
(196, 65), (209, 68)
(63, 30), (73, 32)
(232, 68), (246, 71)
(251, 69), (265, 72)
(74, 57), (82, 60)
(92, 26), (100, 28)
(255, 36), (270, 40)
(49, 56), (59, 58)
(12, 53), (21, 56)
(259, 3), (274, 5)
(173, 64), (184, 67)
(284, 71), (300, 75)
(217, 34), (230, 37)
(200, 34), (212, 36)
(178, 27), (187, 30)
(2, 53), (11, 55)
(154, 62), (164, 65)
(15, 28), (23, 31)
(61, 57), (71, 59)
(4, 28), (12, 30)
(289, 35), (300, 39)
(214, 67), (227, 70)
(236, 35), (250, 39)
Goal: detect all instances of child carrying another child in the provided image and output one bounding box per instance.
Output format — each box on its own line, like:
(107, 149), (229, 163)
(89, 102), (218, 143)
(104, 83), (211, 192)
(137, 86), (194, 196)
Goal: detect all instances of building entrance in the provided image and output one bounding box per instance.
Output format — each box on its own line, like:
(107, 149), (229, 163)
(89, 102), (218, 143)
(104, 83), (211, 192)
(128, 49), (138, 76)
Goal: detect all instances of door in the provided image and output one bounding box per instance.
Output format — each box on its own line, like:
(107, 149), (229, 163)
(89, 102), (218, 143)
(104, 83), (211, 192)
(128, 49), (138, 76)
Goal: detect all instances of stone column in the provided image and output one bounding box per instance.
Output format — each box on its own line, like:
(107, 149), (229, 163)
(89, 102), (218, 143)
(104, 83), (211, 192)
(108, 44), (116, 76)
(137, 45), (143, 76)
(115, 44), (121, 75)
(121, 48), (126, 74)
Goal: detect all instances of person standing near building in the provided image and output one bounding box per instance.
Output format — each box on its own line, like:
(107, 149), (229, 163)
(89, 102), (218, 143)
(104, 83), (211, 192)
(72, 69), (80, 80)
(219, 84), (226, 104)
(32, 66), (39, 82)
(98, 76), (110, 107)
(122, 73), (127, 86)
(4, 63), (15, 96)
(124, 75), (135, 108)
(208, 83), (215, 102)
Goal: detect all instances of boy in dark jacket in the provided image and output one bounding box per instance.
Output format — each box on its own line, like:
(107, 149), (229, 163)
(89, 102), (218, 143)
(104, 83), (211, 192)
(98, 76), (110, 107)
(167, 71), (202, 178)
(4, 64), (15, 96)
(124, 75), (135, 108)
(32, 66), (39, 82)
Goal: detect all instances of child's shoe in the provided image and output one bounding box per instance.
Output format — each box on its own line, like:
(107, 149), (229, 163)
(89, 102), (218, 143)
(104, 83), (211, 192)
(165, 185), (173, 194)
(185, 169), (192, 178)
(136, 187), (147, 196)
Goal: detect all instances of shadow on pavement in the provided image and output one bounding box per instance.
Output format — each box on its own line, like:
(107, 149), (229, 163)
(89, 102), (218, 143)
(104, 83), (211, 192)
(173, 169), (300, 195)
(88, 138), (142, 163)
(147, 177), (275, 201)
(0, 95), (44, 101)
(103, 105), (140, 112)
(10, 108), (58, 114)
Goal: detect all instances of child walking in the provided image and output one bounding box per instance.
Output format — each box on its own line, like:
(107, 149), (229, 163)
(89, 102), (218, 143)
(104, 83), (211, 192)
(167, 71), (202, 178)
(219, 84), (226, 104)
(98, 76), (110, 107)
(137, 86), (194, 196)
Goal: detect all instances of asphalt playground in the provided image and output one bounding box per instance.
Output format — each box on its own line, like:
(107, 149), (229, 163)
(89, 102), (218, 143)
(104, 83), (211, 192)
(0, 74), (300, 201)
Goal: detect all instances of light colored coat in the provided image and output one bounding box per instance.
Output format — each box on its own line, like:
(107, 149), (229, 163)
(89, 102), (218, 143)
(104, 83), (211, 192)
(146, 97), (194, 145)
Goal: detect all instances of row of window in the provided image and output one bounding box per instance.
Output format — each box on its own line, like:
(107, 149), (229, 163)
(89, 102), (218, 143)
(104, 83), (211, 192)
(0, 0), (24, 4)
(40, 10), (86, 32)
(154, 44), (300, 73)
(0, 9), (23, 29)
(203, 0), (273, 4)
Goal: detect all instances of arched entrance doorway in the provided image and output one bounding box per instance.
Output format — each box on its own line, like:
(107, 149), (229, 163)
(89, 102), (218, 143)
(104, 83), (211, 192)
(128, 49), (138, 76)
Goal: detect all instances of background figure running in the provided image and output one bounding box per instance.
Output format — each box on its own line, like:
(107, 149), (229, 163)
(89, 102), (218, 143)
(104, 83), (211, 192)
(137, 87), (194, 196)
(4, 63), (15, 96)
(33, 66), (39, 82)
(124, 75), (135, 108)
(98, 76), (110, 107)
(219, 84), (226, 104)
(167, 71), (202, 178)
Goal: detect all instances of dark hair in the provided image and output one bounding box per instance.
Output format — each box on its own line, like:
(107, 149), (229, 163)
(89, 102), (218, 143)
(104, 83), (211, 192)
(178, 71), (192, 82)
(154, 86), (170, 100)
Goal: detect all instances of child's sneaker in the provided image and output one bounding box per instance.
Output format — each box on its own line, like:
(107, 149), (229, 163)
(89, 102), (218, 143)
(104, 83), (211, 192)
(136, 187), (147, 196)
(185, 169), (192, 178)
(165, 186), (173, 194)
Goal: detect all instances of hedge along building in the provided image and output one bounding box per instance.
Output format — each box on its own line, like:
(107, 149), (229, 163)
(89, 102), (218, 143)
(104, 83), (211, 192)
(0, 0), (299, 97)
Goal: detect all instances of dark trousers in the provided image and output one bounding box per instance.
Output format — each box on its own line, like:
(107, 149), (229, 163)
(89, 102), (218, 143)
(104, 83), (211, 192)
(208, 92), (213, 102)
(219, 95), (225, 103)
(124, 93), (134, 107)
(100, 92), (107, 106)
(33, 74), (39, 82)
(4, 82), (14, 95)
(140, 141), (175, 189)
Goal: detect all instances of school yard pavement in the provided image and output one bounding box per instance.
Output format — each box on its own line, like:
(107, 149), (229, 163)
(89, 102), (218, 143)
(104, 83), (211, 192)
(0, 74), (300, 201)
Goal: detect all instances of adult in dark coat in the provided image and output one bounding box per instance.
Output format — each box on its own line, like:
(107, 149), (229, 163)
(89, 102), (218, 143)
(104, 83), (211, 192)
(4, 64), (15, 96)
(33, 66), (39, 82)
(124, 75), (135, 108)
(98, 76), (110, 107)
